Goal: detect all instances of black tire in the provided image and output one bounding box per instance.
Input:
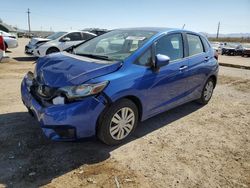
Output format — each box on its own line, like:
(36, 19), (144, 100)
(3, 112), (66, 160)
(46, 47), (60, 55)
(97, 99), (138, 145)
(197, 78), (215, 105)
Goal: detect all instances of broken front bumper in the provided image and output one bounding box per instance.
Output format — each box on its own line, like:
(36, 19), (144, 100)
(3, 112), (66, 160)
(21, 76), (106, 141)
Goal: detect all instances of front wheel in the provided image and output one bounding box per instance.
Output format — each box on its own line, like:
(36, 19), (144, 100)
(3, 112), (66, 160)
(46, 47), (60, 55)
(97, 99), (138, 145)
(197, 78), (215, 105)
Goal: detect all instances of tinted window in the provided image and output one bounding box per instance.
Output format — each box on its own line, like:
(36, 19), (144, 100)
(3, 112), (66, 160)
(136, 47), (152, 66)
(187, 34), (204, 56)
(65, 32), (82, 41)
(82, 33), (95, 40)
(201, 36), (210, 52)
(155, 34), (184, 61)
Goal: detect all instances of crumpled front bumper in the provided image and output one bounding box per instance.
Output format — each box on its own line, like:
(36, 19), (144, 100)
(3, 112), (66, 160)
(21, 76), (107, 141)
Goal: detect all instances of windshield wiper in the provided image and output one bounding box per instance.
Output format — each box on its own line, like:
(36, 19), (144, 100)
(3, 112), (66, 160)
(75, 53), (112, 61)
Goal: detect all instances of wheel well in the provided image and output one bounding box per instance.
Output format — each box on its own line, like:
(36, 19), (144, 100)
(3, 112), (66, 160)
(95, 95), (143, 135)
(123, 96), (143, 121)
(46, 47), (60, 54)
(209, 75), (217, 87)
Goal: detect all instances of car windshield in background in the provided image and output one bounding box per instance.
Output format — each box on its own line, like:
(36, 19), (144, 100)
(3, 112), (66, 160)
(226, 43), (239, 48)
(243, 44), (250, 48)
(211, 43), (219, 47)
(74, 30), (156, 61)
(46, 32), (67, 40)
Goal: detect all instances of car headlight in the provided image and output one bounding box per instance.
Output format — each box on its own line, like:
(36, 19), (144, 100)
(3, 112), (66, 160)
(60, 81), (109, 99)
(24, 71), (34, 87)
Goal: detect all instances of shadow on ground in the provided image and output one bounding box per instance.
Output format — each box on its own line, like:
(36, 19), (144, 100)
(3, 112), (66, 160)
(0, 101), (202, 187)
(13, 57), (38, 62)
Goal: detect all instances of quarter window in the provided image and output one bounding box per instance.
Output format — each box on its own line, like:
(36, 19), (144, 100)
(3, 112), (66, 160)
(82, 33), (95, 40)
(136, 47), (152, 66)
(187, 34), (204, 56)
(155, 34), (184, 61)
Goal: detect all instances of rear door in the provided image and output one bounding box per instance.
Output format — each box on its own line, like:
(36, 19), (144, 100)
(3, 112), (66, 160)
(185, 33), (210, 100)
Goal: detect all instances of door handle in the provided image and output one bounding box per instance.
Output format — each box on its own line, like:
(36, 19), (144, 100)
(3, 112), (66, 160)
(179, 65), (188, 71)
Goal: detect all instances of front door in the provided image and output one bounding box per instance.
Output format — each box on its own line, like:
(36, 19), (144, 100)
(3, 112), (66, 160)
(136, 33), (190, 117)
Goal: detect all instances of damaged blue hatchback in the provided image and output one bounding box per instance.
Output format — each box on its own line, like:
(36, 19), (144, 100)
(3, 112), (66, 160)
(21, 28), (218, 145)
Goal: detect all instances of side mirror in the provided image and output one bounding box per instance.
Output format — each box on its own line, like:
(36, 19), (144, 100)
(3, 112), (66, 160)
(154, 54), (170, 69)
(61, 37), (70, 42)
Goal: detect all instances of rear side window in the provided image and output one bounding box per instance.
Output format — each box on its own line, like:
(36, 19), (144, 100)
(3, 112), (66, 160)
(155, 33), (184, 62)
(201, 36), (211, 52)
(187, 34), (204, 56)
(65, 32), (82, 41)
(82, 33), (95, 40)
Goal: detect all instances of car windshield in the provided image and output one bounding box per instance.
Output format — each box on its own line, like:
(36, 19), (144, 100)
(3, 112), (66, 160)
(226, 43), (238, 48)
(243, 44), (250, 48)
(74, 29), (156, 61)
(46, 32), (67, 40)
(211, 43), (219, 47)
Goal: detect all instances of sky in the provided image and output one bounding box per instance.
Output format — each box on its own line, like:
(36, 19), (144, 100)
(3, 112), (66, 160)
(0, 0), (249, 34)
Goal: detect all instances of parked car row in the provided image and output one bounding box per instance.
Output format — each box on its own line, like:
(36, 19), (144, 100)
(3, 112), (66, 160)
(21, 27), (219, 145)
(25, 30), (99, 57)
(211, 41), (250, 57)
(0, 30), (18, 51)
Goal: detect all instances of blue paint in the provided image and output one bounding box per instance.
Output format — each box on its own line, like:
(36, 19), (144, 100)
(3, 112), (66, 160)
(21, 28), (218, 141)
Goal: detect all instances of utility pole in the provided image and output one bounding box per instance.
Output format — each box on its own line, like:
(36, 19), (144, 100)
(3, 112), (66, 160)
(216, 22), (220, 39)
(27, 8), (31, 36)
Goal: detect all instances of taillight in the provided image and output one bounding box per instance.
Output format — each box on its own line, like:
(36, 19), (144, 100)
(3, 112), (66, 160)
(0, 36), (5, 51)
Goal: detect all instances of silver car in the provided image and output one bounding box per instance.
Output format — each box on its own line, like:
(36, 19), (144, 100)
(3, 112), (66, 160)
(0, 30), (18, 50)
(0, 34), (4, 61)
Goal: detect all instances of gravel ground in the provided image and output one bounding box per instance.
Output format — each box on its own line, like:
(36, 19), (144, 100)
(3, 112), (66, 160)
(0, 39), (249, 188)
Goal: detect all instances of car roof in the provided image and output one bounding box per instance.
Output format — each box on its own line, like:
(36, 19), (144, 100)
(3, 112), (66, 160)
(115, 27), (199, 35)
(66, 30), (97, 36)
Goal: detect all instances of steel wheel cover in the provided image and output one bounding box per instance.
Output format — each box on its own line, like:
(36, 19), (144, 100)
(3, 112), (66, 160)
(109, 107), (135, 140)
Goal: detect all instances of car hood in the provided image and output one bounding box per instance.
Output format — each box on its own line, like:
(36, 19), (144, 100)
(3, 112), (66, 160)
(30, 37), (51, 45)
(35, 52), (122, 87)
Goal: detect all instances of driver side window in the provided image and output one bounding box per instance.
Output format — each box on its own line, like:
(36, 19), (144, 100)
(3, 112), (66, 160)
(155, 33), (184, 62)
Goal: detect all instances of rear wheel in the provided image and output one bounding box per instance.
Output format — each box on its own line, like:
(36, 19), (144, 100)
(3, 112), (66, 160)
(197, 78), (215, 105)
(46, 47), (60, 55)
(97, 99), (138, 145)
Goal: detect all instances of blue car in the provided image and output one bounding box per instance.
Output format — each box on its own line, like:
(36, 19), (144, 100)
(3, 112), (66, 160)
(21, 28), (219, 145)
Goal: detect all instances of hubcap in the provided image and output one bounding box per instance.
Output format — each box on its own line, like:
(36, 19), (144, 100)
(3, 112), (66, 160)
(204, 81), (214, 101)
(109, 107), (135, 140)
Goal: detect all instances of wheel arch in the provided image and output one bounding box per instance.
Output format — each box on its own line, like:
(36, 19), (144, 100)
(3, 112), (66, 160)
(96, 94), (143, 135)
(209, 75), (217, 87)
(46, 46), (60, 55)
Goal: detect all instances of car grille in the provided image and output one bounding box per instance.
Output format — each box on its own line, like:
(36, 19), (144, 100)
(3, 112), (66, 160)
(30, 79), (58, 106)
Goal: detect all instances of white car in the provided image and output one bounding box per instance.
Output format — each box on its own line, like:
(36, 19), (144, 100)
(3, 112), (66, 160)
(0, 34), (4, 61)
(29, 31), (96, 57)
(0, 30), (18, 50)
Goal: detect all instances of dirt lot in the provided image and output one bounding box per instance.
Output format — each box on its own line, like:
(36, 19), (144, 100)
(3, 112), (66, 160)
(0, 39), (250, 188)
